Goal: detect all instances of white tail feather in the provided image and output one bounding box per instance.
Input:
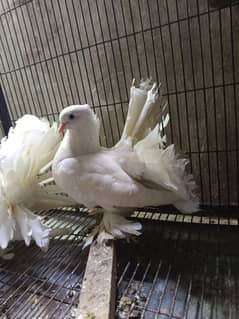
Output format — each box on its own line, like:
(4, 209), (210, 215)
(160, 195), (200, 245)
(122, 79), (198, 214)
(134, 125), (198, 211)
(0, 115), (76, 250)
(0, 204), (15, 249)
(14, 206), (50, 248)
(118, 79), (167, 146)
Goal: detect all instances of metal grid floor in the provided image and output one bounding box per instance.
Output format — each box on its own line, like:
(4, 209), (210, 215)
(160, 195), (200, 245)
(0, 208), (239, 319)
(0, 208), (94, 319)
(116, 213), (239, 319)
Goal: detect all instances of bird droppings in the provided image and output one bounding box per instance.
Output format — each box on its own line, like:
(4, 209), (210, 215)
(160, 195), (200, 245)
(0, 246), (15, 260)
(74, 282), (82, 290)
(85, 313), (96, 319)
(116, 283), (147, 319)
(67, 289), (76, 298)
(0, 252), (15, 260)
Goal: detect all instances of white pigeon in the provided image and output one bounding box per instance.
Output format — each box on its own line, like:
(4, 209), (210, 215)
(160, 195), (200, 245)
(0, 114), (75, 252)
(53, 80), (198, 243)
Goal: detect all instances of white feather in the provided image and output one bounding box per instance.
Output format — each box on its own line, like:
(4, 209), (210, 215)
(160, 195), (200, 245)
(0, 115), (75, 250)
(134, 126), (198, 212)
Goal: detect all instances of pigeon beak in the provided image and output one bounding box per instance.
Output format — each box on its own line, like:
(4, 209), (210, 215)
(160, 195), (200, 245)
(58, 122), (66, 134)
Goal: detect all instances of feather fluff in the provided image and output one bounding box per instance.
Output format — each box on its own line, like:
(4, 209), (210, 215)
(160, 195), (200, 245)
(84, 213), (142, 247)
(121, 80), (198, 213)
(0, 115), (75, 250)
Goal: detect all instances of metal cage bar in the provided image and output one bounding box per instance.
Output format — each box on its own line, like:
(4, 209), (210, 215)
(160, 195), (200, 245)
(0, 85), (11, 135)
(0, 1), (238, 206)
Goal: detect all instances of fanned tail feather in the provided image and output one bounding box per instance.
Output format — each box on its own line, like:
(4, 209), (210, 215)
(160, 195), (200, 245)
(0, 203), (15, 249)
(0, 115), (77, 250)
(119, 79), (150, 143)
(120, 79), (199, 214)
(134, 125), (199, 212)
(117, 79), (167, 146)
(14, 205), (50, 249)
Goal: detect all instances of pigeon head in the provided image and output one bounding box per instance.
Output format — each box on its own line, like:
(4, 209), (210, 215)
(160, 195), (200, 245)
(58, 104), (98, 133)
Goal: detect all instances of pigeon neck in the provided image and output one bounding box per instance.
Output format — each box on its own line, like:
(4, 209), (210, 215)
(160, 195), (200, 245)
(65, 127), (100, 156)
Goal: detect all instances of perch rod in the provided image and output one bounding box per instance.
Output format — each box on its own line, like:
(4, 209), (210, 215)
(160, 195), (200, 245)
(76, 241), (116, 319)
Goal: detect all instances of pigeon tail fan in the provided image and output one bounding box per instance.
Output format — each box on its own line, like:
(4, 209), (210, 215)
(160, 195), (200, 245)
(0, 115), (76, 250)
(13, 205), (50, 249)
(117, 79), (168, 146)
(134, 126), (199, 213)
(120, 80), (198, 213)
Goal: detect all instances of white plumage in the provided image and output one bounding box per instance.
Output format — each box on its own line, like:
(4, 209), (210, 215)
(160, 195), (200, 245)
(0, 115), (75, 251)
(53, 80), (198, 243)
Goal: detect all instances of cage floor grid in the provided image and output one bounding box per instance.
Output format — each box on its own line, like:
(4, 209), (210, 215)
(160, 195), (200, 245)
(116, 217), (239, 319)
(0, 209), (239, 319)
(0, 208), (94, 319)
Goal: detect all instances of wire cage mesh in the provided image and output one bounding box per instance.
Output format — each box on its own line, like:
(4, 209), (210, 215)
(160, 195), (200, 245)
(0, 0), (239, 208)
(0, 0), (239, 318)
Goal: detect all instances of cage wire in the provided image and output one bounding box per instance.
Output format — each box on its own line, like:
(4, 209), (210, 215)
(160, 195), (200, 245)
(0, 0), (239, 208)
(0, 0), (239, 318)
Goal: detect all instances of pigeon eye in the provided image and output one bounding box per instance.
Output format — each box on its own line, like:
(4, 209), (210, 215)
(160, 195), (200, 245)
(69, 114), (75, 120)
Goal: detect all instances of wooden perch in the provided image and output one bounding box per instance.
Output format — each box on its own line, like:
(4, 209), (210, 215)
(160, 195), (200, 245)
(76, 241), (116, 319)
